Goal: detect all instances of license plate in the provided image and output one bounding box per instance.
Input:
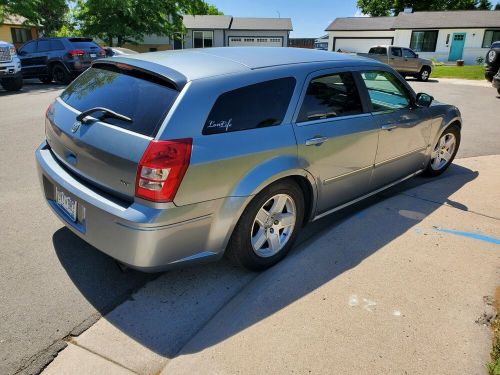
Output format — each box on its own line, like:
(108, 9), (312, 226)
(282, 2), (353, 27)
(55, 187), (78, 222)
(90, 53), (96, 58)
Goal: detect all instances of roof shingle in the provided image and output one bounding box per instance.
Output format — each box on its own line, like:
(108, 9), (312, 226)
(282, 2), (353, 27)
(325, 10), (500, 31)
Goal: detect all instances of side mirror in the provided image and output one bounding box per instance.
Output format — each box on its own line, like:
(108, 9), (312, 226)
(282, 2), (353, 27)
(416, 92), (433, 107)
(18, 50), (25, 56)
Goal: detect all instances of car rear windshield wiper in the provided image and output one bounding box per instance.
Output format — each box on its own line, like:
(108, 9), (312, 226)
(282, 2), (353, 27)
(76, 107), (132, 124)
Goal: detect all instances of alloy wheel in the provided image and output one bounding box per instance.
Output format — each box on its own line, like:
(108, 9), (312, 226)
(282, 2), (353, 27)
(250, 193), (296, 258)
(430, 132), (456, 171)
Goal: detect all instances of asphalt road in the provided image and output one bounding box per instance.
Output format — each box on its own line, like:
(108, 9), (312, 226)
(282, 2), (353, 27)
(0, 77), (498, 375)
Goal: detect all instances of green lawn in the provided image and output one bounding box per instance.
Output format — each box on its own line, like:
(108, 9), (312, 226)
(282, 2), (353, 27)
(431, 65), (485, 80)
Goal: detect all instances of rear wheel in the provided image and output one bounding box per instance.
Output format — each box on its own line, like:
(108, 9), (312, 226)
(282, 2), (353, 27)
(52, 64), (71, 84)
(0, 76), (23, 91)
(418, 67), (431, 81)
(423, 125), (460, 177)
(226, 180), (304, 271)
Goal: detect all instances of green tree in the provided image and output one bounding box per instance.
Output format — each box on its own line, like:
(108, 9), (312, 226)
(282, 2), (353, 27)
(477, 0), (493, 9)
(495, 2), (500, 9)
(357, 0), (492, 16)
(0, 0), (68, 36)
(76, 0), (222, 46)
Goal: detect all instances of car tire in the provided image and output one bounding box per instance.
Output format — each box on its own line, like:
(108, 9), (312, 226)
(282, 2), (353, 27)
(423, 124), (461, 177)
(418, 67), (431, 81)
(52, 64), (71, 84)
(0, 76), (23, 91)
(487, 49), (498, 65)
(39, 75), (53, 84)
(226, 180), (305, 271)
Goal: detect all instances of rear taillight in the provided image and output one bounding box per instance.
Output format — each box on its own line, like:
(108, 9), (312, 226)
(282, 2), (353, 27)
(68, 49), (84, 57)
(135, 139), (192, 202)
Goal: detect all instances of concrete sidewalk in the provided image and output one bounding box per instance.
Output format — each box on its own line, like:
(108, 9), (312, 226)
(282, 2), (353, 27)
(42, 156), (500, 375)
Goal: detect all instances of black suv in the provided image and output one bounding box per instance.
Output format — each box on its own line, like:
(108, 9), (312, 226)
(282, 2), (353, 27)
(485, 41), (500, 95)
(17, 37), (105, 84)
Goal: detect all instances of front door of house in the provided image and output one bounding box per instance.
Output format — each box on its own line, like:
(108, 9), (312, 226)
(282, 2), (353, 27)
(448, 33), (466, 61)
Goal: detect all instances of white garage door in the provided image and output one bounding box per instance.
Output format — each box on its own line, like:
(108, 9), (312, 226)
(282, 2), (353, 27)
(228, 37), (283, 47)
(334, 38), (392, 53)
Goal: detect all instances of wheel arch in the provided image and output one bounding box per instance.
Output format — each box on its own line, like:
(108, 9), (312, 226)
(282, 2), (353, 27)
(211, 159), (318, 255)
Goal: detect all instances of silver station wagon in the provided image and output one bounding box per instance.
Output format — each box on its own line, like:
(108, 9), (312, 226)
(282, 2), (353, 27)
(36, 47), (462, 271)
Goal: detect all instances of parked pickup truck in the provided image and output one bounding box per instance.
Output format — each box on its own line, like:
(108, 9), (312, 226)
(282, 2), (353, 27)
(0, 40), (23, 91)
(358, 45), (433, 81)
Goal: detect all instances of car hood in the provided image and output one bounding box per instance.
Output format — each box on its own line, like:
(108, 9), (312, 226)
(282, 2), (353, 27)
(0, 41), (13, 48)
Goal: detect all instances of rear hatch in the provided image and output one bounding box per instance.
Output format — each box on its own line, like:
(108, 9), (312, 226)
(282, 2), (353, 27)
(45, 62), (179, 200)
(68, 38), (104, 63)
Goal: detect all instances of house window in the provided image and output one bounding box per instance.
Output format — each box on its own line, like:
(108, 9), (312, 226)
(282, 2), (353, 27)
(410, 30), (438, 52)
(482, 30), (500, 48)
(193, 31), (213, 48)
(10, 28), (32, 44)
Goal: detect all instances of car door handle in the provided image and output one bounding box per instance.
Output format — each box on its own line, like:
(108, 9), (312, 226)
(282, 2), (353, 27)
(381, 124), (398, 131)
(305, 136), (328, 146)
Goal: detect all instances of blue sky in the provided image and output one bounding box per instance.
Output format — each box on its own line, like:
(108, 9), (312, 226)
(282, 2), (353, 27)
(207, 0), (360, 38)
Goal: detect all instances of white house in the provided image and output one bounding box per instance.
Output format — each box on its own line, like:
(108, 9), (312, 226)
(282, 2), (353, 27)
(326, 10), (500, 64)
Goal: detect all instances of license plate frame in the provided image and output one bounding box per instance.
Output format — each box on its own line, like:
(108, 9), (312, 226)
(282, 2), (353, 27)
(55, 186), (78, 222)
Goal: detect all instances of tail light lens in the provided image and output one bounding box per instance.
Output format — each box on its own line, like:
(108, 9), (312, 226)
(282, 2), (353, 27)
(68, 49), (85, 57)
(135, 139), (192, 202)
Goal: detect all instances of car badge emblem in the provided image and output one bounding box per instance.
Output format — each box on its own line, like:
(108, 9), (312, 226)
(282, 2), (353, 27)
(71, 121), (81, 133)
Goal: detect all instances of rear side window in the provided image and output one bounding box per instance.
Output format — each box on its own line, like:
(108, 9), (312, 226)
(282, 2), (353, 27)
(37, 40), (51, 52)
(202, 77), (296, 135)
(297, 72), (363, 123)
(60, 65), (179, 137)
(369, 47), (387, 55)
(391, 47), (402, 57)
(50, 40), (65, 50)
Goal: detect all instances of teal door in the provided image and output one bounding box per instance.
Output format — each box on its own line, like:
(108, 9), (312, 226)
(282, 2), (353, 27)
(448, 33), (466, 61)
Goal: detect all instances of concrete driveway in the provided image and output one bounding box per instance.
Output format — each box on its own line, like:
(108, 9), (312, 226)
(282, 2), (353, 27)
(0, 77), (499, 375)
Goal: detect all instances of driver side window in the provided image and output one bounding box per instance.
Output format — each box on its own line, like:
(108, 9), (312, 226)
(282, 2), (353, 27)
(361, 71), (411, 112)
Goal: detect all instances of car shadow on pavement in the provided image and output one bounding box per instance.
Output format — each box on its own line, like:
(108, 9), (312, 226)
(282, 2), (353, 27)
(53, 163), (478, 358)
(0, 81), (65, 96)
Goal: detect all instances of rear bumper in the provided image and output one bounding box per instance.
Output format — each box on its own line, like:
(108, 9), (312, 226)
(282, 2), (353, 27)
(35, 141), (230, 272)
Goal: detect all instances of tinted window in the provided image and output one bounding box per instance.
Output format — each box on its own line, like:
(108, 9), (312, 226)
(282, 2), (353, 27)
(403, 48), (417, 58)
(391, 47), (402, 57)
(50, 40), (65, 50)
(361, 71), (410, 111)
(369, 47), (387, 55)
(37, 40), (51, 52)
(70, 40), (99, 49)
(203, 78), (296, 135)
(297, 72), (363, 123)
(20, 41), (36, 54)
(60, 65), (179, 137)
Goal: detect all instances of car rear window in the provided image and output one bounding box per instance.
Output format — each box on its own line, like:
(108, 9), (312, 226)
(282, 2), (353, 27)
(60, 64), (179, 137)
(202, 77), (296, 135)
(69, 39), (100, 49)
(369, 47), (387, 55)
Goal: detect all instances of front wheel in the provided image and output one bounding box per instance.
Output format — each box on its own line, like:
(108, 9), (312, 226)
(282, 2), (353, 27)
(423, 125), (460, 177)
(226, 180), (304, 271)
(0, 76), (23, 91)
(418, 67), (431, 81)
